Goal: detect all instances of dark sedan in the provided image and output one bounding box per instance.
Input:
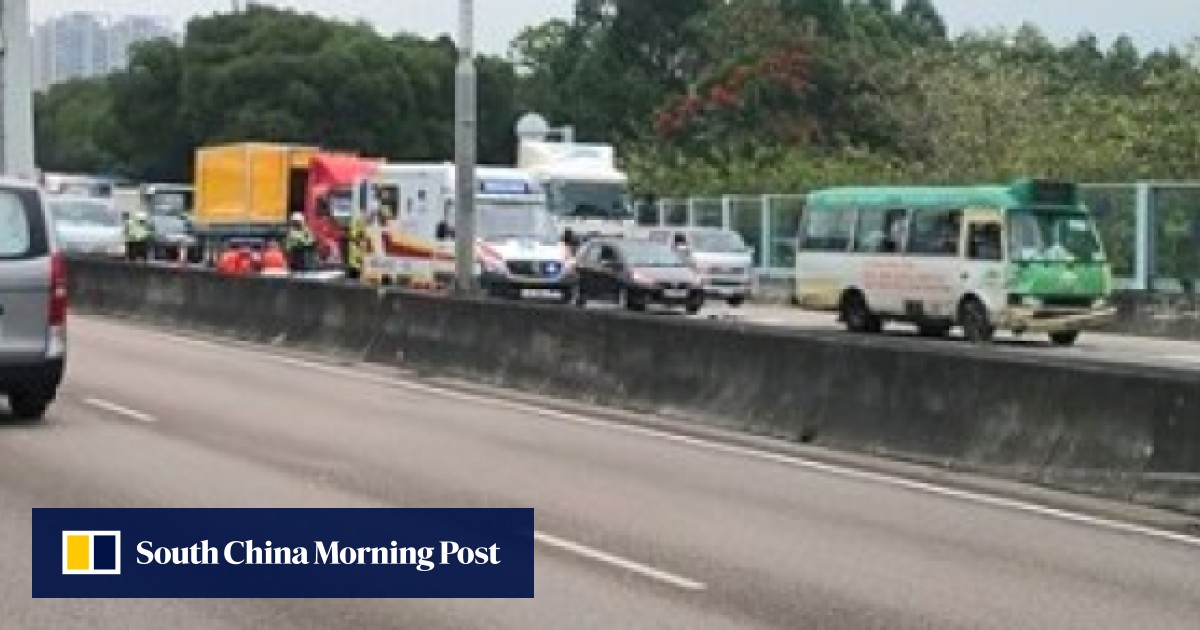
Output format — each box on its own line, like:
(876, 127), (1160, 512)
(572, 238), (705, 314)
(149, 213), (202, 263)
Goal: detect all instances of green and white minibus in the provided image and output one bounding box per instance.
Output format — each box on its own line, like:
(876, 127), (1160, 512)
(794, 180), (1117, 345)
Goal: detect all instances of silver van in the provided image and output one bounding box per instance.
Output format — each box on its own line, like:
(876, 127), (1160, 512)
(644, 227), (755, 306)
(0, 180), (66, 420)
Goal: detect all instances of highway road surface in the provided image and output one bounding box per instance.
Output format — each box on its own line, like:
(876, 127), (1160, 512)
(2, 316), (1198, 629)
(702, 304), (1200, 371)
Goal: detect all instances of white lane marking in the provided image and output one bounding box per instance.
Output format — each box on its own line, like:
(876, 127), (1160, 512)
(85, 322), (1200, 550)
(83, 398), (158, 424)
(1165, 355), (1200, 364)
(534, 531), (706, 591)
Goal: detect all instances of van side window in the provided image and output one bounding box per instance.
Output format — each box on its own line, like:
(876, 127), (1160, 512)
(909, 208), (963, 256)
(800, 208), (855, 252)
(0, 195), (32, 257)
(0, 189), (47, 260)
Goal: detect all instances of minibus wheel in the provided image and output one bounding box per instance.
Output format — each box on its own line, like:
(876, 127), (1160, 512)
(841, 291), (882, 334)
(1049, 330), (1080, 347)
(918, 324), (953, 338)
(959, 297), (995, 343)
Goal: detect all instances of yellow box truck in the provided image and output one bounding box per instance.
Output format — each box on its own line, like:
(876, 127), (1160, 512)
(193, 142), (381, 268)
(193, 142), (317, 245)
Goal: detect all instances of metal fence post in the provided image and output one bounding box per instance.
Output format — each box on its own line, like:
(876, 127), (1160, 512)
(721, 196), (732, 231)
(760, 196), (772, 271)
(1134, 183), (1153, 292)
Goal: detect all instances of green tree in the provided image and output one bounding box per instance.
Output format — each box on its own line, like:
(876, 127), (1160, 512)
(108, 40), (192, 180)
(34, 79), (121, 174)
(899, 0), (948, 43)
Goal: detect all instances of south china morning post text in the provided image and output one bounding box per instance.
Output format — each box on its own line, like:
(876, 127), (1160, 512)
(134, 539), (501, 572)
(32, 508), (535, 599)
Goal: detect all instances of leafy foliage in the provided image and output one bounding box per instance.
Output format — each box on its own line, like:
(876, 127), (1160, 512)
(34, 1), (1200, 196)
(36, 6), (518, 181)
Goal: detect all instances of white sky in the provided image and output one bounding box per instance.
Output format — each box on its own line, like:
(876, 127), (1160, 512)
(32, 0), (1198, 54)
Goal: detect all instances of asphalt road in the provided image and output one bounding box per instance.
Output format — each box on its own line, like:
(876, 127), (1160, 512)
(3, 316), (1198, 629)
(692, 303), (1200, 371)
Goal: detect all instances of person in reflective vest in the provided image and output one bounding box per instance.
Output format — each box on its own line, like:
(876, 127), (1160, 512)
(346, 214), (366, 280)
(284, 213), (316, 272)
(124, 212), (152, 262)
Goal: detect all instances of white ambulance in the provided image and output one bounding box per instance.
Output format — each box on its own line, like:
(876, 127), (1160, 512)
(352, 163), (575, 300)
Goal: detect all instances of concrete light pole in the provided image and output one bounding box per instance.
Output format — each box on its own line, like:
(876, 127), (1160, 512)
(453, 0), (478, 295)
(0, 0), (36, 178)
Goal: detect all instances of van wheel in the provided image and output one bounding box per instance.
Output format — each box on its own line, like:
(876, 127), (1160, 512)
(959, 297), (996, 343)
(841, 291), (882, 334)
(727, 296), (746, 308)
(1050, 331), (1081, 347)
(619, 288), (646, 312)
(8, 391), (53, 421)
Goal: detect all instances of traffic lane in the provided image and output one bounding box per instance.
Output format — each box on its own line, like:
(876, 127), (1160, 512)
(725, 304), (1200, 369)
(64, 317), (1200, 629)
(0, 399), (760, 630)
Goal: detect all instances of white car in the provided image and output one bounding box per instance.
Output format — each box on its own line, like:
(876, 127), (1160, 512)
(47, 196), (125, 257)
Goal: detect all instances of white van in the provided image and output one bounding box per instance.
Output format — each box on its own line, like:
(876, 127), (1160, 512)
(641, 227), (755, 306)
(0, 179), (67, 420)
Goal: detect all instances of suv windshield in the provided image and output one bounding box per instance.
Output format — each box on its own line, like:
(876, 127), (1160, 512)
(1009, 210), (1105, 263)
(548, 182), (633, 220)
(50, 200), (120, 227)
(622, 241), (687, 268)
(478, 200), (558, 244)
(689, 230), (748, 253)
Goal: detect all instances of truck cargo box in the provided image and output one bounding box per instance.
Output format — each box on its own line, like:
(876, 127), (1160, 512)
(194, 143), (318, 228)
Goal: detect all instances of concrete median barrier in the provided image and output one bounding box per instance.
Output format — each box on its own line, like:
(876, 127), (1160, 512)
(67, 258), (1200, 516)
(1108, 291), (1200, 341)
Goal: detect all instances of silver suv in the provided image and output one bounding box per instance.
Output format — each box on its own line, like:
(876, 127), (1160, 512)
(0, 180), (66, 420)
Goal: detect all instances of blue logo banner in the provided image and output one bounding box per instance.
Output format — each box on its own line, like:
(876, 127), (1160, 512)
(33, 508), (534, 599)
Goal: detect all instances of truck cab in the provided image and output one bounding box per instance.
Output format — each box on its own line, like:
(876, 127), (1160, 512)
(517, 140), (635, 242)
(192, 143), (377, 270)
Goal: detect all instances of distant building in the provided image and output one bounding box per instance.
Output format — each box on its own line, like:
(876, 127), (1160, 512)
(32, 12), (175, 91)
(105, 15), (174, 73)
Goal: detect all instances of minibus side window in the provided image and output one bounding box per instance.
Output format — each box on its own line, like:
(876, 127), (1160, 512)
(968, 224), (1003, 261)
(855, 208), (893, 254)
(800, 207), (855, 252)
(909, 208), (963, 257)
